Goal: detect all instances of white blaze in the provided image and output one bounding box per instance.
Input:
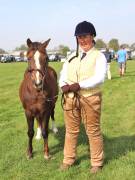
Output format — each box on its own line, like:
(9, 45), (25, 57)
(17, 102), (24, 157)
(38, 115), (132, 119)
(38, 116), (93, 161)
(34, 51), (41, 84)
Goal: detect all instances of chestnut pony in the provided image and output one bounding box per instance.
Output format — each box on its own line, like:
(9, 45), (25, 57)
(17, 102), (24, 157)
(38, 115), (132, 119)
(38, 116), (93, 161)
(19, 38), (58, 159)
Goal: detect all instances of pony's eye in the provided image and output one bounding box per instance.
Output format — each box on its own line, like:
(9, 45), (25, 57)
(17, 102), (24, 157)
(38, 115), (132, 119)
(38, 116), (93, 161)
(28, 56), (32, 61)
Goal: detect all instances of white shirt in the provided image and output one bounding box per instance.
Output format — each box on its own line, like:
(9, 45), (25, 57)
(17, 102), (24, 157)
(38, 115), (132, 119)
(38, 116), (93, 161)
(59, 48), (107, 89)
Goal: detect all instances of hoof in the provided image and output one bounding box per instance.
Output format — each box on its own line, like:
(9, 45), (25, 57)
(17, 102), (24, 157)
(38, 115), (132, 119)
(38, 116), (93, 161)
(27, 153), (33, 159)
(44, 154), (51, 160)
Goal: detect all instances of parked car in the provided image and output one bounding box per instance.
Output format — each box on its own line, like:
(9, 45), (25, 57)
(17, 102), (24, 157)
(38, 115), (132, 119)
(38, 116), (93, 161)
(15, 56), (22, 62)
(0, 55), (3, 62)
(1, 55), (15, 63)
(59, 55), (66, 62)
(48, 54), (61, 61)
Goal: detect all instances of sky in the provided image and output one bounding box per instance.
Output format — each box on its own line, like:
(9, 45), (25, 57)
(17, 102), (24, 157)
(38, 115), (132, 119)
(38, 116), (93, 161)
(0, 0), (135, 51)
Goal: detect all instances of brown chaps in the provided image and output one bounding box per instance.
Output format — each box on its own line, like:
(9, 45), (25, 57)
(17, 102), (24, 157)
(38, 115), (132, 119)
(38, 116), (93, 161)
(63, 93), (104, 167)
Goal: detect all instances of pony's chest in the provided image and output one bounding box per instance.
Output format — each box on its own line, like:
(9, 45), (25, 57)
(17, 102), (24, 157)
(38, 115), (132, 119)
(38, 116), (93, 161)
(25, 93), (49, 112)
(30, 102), (45, 114)
(29, 98), (50, 116)
(31, 94), (47, 107)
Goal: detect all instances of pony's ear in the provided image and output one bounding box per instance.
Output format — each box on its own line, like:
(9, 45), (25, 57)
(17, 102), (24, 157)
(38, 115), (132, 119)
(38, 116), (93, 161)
(27, 38), (32, 47)
(42, 39), (51, 48)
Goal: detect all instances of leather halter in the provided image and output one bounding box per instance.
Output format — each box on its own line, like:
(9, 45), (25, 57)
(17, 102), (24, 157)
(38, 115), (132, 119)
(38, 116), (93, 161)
(28, 68), (46, 78)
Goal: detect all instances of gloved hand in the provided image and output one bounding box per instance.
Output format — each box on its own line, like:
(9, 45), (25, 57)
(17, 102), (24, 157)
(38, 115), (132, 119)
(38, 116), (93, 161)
(69, 83), (80, 93)
(61, 85), (70, 93)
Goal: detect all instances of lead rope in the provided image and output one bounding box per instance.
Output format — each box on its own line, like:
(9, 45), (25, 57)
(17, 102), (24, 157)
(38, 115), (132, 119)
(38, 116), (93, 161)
(61, 92), (86, 120)
(61, 92), (100, 132)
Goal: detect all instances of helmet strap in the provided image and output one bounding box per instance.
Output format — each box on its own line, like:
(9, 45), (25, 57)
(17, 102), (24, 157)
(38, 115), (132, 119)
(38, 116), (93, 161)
(68, 37), (79, 63)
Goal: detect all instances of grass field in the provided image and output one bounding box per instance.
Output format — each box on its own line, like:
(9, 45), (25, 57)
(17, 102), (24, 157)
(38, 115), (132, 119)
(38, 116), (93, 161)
(0, 60), (135, 180)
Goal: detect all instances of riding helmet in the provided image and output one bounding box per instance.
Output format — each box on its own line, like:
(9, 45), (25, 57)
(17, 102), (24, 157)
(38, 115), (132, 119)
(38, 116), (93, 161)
(74, 21), (96, 37)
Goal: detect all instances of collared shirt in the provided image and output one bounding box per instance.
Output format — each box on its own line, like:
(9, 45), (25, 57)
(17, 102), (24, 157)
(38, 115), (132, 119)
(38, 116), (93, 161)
(59, 48), (107, 89)
(81, 52), (87, 60)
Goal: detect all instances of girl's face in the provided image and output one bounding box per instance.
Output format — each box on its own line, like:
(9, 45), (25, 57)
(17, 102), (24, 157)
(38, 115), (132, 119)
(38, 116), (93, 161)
(77, 34), (94, 52)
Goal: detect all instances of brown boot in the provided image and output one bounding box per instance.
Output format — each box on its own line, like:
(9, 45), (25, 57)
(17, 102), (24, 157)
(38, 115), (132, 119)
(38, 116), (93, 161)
(60, 163), (72, 171)
(90, 166), (102, 174)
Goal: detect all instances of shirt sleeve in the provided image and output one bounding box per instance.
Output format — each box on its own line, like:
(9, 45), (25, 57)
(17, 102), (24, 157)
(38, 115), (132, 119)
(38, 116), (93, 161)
(79, 53), (107, 88)
(59, 61), (68, 87)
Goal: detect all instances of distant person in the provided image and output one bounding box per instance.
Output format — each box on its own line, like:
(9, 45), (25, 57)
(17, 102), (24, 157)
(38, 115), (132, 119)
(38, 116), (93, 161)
(117, 45), (127, 77)
(59, 21), (107, 174)
(103, 48), (112, 80)
(55, 54), (59, 61)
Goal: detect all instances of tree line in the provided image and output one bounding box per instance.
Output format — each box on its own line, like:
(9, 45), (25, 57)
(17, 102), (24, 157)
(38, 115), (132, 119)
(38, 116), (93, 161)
(0, 39), (135, 55)
(95, 39), (135, 52)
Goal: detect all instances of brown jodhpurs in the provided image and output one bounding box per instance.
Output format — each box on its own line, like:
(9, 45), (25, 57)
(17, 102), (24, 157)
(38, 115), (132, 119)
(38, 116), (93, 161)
(63, 93), (104, 167)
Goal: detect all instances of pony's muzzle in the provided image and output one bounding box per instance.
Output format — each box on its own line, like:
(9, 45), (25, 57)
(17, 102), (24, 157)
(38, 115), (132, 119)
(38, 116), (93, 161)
(34, 80), (43, 90)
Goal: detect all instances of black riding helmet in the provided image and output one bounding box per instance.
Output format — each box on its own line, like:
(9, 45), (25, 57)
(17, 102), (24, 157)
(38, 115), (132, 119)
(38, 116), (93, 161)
(69, 21), (96, 62)
(74, 21), (96, 37)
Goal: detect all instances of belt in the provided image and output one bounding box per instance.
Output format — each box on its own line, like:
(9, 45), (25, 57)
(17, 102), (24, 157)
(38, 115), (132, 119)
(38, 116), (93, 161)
(66, 87), (101, 98)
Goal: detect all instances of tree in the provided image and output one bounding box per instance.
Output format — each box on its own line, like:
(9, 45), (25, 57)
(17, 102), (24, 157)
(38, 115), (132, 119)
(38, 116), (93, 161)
(95, 39), (106, 49)
(120, 44), (129, 48)
(130, 43), (135, 50)
(58, 45), (70, 56)
(0, 48), (6, 54)
(15, 44), (28, 51)
(108, 39), (119, 51)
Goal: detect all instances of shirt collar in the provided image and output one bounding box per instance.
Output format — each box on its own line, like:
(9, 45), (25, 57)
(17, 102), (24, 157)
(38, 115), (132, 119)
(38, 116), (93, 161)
(79, 46), (95, 56)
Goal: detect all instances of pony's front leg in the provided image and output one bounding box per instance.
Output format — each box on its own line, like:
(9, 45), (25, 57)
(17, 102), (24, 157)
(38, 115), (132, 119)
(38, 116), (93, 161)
(42, 114), (50, 160)
(25, 111), (34, 159)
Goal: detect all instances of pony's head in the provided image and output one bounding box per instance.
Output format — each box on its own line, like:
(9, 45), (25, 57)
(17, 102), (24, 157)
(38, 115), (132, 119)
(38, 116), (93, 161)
(26, 38), (50, 90)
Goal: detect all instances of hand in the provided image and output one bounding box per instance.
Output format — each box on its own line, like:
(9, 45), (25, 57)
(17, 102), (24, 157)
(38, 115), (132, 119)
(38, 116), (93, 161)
(61, 85), (70, 93)
(69, 83), (80, 93)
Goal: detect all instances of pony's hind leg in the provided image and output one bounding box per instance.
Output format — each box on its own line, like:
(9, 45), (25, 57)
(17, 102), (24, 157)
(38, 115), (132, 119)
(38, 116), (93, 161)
(25, 111), (34, 159)
(51, 108), (58, 134)
(35, 119), (42, 140)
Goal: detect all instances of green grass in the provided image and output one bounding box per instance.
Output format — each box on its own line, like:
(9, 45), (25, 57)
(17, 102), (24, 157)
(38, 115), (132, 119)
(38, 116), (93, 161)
(0, 60), (135, 180)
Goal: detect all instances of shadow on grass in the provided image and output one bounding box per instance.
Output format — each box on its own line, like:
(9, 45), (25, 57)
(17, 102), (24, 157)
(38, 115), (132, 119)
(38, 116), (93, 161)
(124, 74), (135, 77)
(50, 126), (135, 166)
(124, 70), (135, 74)
(111, 74), (135, 80)
(110, 69), (135, 80)
(111, 76), (120, 80)
(50, 124), (88, 156)
(104, 134), (135, 164)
